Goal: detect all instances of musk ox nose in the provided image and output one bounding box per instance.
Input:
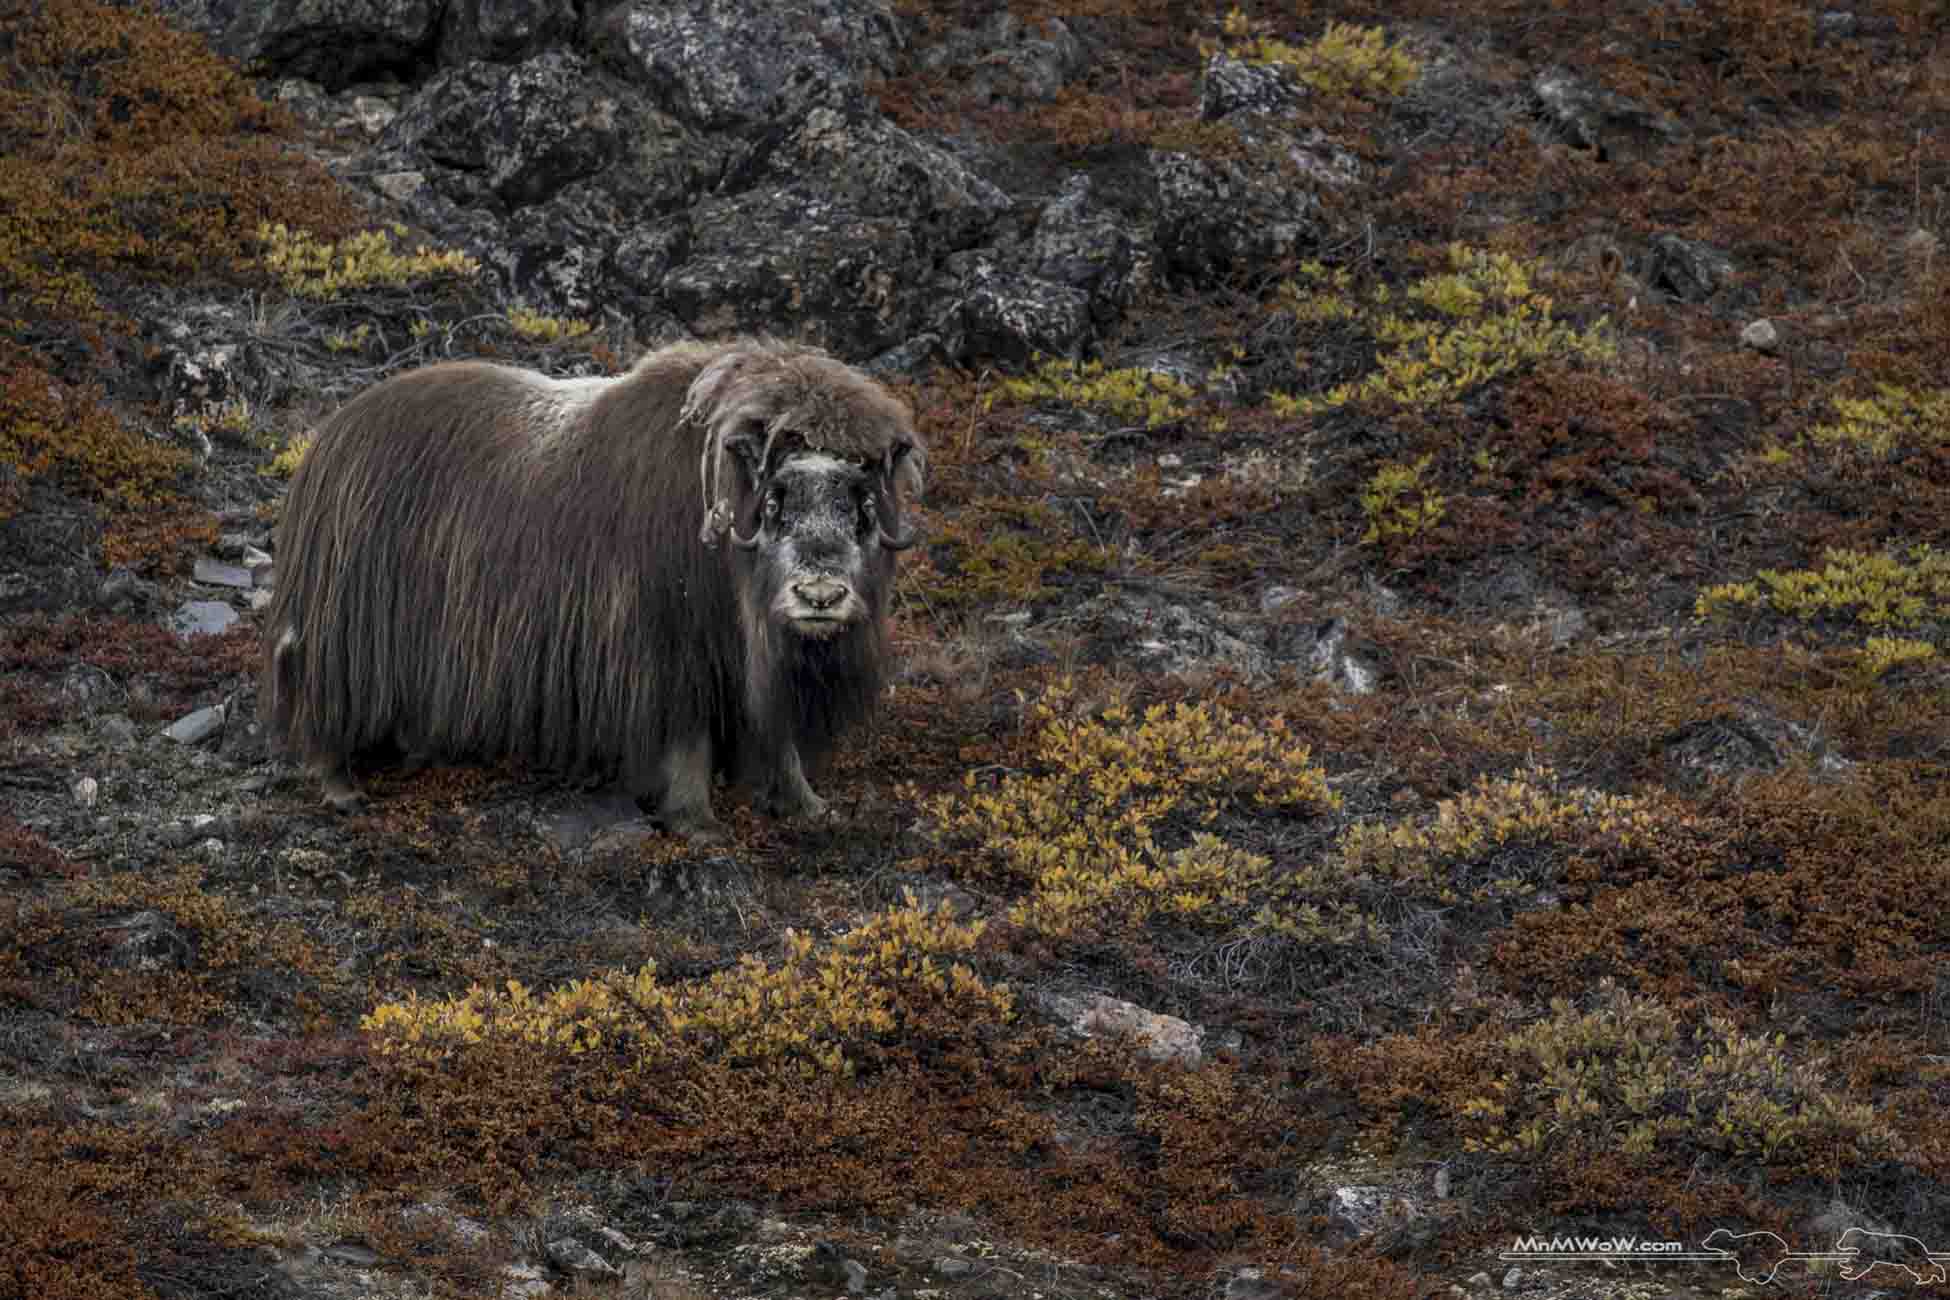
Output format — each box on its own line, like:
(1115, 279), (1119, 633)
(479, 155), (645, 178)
(793, 576), (848, 611)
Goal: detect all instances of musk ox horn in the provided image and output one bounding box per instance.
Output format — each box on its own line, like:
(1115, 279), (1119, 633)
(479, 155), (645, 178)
(262, 337), (925, 841)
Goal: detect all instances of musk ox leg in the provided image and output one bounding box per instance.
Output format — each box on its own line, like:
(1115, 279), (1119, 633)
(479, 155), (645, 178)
(639, 735), (727, 844)
(392, 722), (434, 775)
(314, 756), (368, 813)
(759, 745), (830, 822)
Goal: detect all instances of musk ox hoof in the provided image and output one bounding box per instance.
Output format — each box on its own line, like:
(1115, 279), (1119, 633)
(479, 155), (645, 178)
(660, 811), (731, 846)
(323, 788), (368, 814)
(758, 790), (831, 822)
(315, 764), (368, 813)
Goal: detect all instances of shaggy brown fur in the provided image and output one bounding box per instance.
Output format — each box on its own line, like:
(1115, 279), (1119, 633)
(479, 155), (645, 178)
(261, 338), (924, 838)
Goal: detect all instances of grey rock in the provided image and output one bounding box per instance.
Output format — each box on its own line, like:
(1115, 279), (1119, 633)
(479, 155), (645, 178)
(916, 11), (1085, 104)
(842, 1258), (869, 1293)
(1662, 703), (1849, 791)
(1259, 585), (1302, 615)
(1043, 992), (1204, 1067)
(347, 93), (399, 137)
(164, 705), (228, 745)
(546, 1236), (619, 1277)
(1202, 53), (1308, 120)
(99, 568), (160, 613)
(1307, 617), (1377, 696)
(1029, 174), (1141, 328)
(193, 557), (256, 590)
(438, 0), (582, 64)
(1080, 587), (1271, 681)
(663, 189), (923, 357)
(589, 0), (900, 129)
(71, 776), (99, 808)
(371, 169), (426, 202)
(934, 1256), (974, 1278)
(241, 545), (274, 571)
(1648, 233), (1736, 302)
(158, 344), (238, 450)
(248, 589), (275, 612)
(105, 910), (191, 971)
(173, 600), (239, 639)
(864, 331), (945, 378)
(1501, 1265), (1522, 1289)
(1740, 317), (1780, 352)
(319, 1241), (380, 1266)
(1531, 66), (1683, 163)
(1225, 1270), (1285, 1300)
(946, 267), (1094, 365)
(755, 106), (1008, 251)
(380, 52), (635, 209)
(1322, 1184), (1421, 1241)
(1151, 84), (1359, 283)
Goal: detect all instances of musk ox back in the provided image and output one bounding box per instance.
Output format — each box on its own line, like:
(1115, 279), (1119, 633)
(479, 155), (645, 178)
(261, 337), (925, 840)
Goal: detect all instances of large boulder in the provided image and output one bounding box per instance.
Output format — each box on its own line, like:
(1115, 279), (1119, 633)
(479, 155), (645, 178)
(437, 0), (583, 64)
(377, 52), (641, 210)
(1151, 54), (1363, 283)
(587, 0), (902, 129)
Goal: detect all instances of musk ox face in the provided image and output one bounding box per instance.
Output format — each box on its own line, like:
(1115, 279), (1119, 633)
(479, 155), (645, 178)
(725, 442), (918, 641)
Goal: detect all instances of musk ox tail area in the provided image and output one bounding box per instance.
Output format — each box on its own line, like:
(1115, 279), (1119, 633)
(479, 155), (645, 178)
(260, 338), (925, 833)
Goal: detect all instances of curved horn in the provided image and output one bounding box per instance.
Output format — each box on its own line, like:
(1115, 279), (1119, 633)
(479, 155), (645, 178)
(868, 492), (918, 551)
(728, 516), (765, 549)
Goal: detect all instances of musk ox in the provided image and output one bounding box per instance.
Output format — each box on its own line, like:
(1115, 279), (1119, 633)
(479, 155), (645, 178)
(260, 337), (925, 841)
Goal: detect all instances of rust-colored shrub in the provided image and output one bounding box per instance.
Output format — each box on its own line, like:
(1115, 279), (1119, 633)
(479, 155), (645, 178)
(0, 0), (360, 326)
(0, 347), (189, 520)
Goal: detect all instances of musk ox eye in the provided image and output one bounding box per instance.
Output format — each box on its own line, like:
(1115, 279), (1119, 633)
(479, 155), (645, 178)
(763, 493), (781, 520)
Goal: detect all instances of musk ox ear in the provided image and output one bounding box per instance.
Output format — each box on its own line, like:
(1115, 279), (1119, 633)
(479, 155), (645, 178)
(889, 439), (925, 506)
(720, 422), (769, 490)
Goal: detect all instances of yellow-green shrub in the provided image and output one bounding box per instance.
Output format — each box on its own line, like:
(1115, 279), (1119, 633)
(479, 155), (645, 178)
(1337, 766), (1659, 904)
(261, 433), (314, 479)
(1223, 11), (1421, 101)
(990, 356), (1197, 429)
(1269, 246), (1615, 414)
(1855, 635), (1938, 680)
(505, 305), (594, 343)
(1460, 980), (1885, 1164)
(363, 896), (1012, 1080)
(1358, 455), (1445, 542)
(924, 683), (1355, 940)
(257, 223), (481, 300)
(1808, 383), (1950, 457)
(1696, 545), (1950, 629)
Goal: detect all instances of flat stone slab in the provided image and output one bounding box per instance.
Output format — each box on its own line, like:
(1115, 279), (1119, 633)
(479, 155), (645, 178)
(193, 557), (256, 589)
(173, 599), (238, 639)
(163, 704), (227, 745)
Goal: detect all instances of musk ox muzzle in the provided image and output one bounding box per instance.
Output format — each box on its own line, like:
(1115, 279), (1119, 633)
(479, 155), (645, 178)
(259, 337), (926, 842)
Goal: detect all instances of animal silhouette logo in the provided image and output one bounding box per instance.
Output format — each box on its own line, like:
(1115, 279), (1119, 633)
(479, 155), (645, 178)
(1835, 1227), (1950, 1285)
(1699, 1228), (1797, 1285)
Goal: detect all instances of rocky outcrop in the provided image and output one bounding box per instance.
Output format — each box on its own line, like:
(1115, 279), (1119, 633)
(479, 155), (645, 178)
(1152, 55), (1364, 282)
